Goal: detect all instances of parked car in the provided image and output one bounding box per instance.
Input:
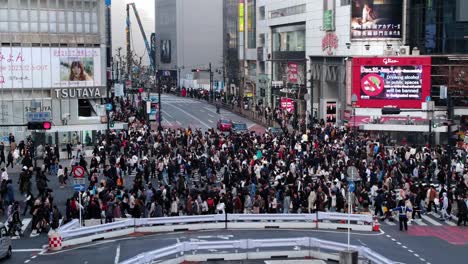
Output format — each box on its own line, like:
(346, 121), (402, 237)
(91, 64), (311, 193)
(231, 122), (248, 134)
(217, 119), (232, 131)
(0, 223), (12, 259)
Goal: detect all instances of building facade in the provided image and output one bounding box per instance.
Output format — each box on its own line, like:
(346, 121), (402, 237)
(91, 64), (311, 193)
(251, 0), (467, 143)
(155, 0), (224, 91)
(0, 0), (111, 146)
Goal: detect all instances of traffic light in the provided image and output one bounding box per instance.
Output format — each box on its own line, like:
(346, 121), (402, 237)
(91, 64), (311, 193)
(27, 121), (52, 130)
(381, 107), (401, 115)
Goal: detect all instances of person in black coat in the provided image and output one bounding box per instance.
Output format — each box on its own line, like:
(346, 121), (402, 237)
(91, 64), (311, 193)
(457, 195), (467, 226)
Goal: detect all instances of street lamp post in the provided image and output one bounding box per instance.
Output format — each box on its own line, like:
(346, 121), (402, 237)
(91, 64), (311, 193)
(351, 94), (358, 155)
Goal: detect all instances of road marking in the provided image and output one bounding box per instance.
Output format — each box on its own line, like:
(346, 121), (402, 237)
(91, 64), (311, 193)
(421, 215), (442, 226)
(412, 219), (428, 226)
(208, 119), (213, 123)
(22, 218), (32, 233)
(31, 256), (37, 259)
(402, 246), (407, 249)
(176, 121), (182, 126)
(420, 258), (425, 262)
(414, 253), (419, 257)
(162, 110), (174, 119)
(208, 114), (215, 118)
(396, 242), (402, 245)
(445, 220), (457, 226)
(24, 260), (30, 263)
(165, 104), (211, 128)
(408, 250), (414, 253)
(114, 244), (120, 264)
(384, 219), (396, 226)
(13, 249), (43, 252)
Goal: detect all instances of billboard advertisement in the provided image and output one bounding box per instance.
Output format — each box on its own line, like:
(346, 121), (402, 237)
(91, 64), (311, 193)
(160, 40), (171, 64)
(287, 62), (298, 84)
(280, 97), (295, 113)
(352, 57), (431, 109)
(350, 0), (403, 39)
(0, 47), (102, 89)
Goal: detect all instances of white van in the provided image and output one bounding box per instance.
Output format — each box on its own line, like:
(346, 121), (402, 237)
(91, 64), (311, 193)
(0, 223), (12, 259)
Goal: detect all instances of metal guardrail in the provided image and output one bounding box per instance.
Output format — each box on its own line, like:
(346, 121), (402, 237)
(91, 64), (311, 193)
(57, 219), (79, 233)
(59, 212), (374, 242)
(60, 219), (134, 239)
(119, 237), (395, 264)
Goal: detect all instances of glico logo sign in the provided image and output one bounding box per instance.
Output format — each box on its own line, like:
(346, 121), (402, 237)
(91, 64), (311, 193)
(383, 58), (399, 65)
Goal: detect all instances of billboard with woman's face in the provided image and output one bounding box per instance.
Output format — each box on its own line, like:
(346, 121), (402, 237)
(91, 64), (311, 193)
(350, 0), (403, 39)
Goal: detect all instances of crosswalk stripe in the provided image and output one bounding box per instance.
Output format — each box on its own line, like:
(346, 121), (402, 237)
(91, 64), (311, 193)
(421, 215), (443, 226)
(21, 218), (32, 233)
(445, 219), (457, 226)
(412, 219), (428, 226)
(384, 219), (396, 226)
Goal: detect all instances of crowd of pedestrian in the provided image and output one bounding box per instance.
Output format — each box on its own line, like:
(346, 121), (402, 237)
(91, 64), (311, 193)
(1, 95), (468, 237)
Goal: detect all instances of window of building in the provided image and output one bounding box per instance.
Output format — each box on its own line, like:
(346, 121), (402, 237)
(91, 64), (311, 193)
(259, 33), (265, 46)
(340, 0), (351, 6)
(259, 6), (265, 20)
(247, 0), (256, 49)
(273, 29), (305, 52)
(269, 4), (306, 19)
(0, 0), (7, 8)
(78, 99), (93, 117)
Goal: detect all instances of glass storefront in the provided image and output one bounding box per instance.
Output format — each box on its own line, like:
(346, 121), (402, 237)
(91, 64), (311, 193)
(271, 24), (306, 92)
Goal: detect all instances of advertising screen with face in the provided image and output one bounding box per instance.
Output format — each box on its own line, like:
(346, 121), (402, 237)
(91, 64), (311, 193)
(352, 57), (431, 109)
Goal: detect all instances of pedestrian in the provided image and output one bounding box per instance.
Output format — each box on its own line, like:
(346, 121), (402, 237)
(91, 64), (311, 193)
(457, 195), (467, 226)
(392, 200), (412, 231)
(57, 165), (65, 188)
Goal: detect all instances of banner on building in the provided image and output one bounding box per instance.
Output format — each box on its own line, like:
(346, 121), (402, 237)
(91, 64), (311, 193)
(352, 57), (431, 109)
(350, 0), (403, 39)
(239, 0), (245, 32)
(287, 62), (298, 84)
(0, 47), (102, 89)
(280, 97), (295, 113)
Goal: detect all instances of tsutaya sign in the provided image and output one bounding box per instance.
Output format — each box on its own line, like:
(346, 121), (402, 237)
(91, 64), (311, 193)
(53, 87), (104, 99)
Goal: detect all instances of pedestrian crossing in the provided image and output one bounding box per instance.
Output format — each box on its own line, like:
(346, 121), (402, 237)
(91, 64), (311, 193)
(3, 217), (64, 239)
(380, 212), (461, 227)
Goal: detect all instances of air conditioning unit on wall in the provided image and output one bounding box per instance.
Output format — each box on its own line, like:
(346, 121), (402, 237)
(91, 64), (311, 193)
(399, 46), (410, 56)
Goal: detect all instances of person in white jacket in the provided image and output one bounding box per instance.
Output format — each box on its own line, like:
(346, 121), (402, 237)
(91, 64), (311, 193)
(440, 192), (451, 221)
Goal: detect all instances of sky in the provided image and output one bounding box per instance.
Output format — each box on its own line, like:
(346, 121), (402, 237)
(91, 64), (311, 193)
(111, 0), (155, 65)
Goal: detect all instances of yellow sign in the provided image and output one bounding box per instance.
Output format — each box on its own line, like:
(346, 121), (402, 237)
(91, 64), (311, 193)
(239, 2), (245, 32)
(245, 92), (253, 97)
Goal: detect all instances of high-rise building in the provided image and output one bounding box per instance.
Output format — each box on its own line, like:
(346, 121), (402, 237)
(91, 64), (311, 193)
(155, 0), (223, 92)
(0, 0), (113, 146)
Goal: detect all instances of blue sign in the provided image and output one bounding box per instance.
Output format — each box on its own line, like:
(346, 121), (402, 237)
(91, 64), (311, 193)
(426, 96), (431, 102)
(26, 112), (51, 122)
(348, 181), (355, 193)
(105, 103), (113, 111)
(105, 0), (111, 7)
(150, 96), (159, 102)
(73, 184), (86, 192)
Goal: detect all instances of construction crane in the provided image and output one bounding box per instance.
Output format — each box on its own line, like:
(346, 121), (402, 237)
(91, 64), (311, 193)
(126, 2), (155, 82)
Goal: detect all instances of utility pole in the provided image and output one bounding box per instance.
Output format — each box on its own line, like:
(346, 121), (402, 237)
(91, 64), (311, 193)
(446, 93), (453, 189)
(105, 0), (112, 149)
(209, 63), (213, 102)
(126, 4), (132, 91)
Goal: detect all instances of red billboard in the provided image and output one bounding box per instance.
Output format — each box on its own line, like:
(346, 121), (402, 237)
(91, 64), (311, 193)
(287, 62), (298, 84)
(281, 97), (295, 113)
(352, 57), (431, 109)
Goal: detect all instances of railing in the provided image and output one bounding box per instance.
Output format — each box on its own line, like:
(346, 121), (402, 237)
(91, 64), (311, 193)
(57, 219), (79, 233)
(59, 212), (375, 247)
(119, 237), (395, 264)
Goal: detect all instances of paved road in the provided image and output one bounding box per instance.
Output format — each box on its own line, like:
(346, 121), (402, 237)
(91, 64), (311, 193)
(3, 94), (266, 253)
(5, 94), (468, 263)
(10, 225), (468, 264)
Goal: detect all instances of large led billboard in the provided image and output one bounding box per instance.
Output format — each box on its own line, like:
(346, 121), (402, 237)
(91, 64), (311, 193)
(352, 57), (431, 109)
(0, 47), (102, 89)
(350, 0), (403, 39)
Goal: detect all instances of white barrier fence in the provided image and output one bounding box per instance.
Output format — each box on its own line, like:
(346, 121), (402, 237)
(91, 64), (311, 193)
(118, 237), (394, 264)
(58, 212), (374, 247)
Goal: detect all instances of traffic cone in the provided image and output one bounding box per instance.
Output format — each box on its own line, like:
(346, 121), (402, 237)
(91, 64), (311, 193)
(373, 217), (380, 232)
